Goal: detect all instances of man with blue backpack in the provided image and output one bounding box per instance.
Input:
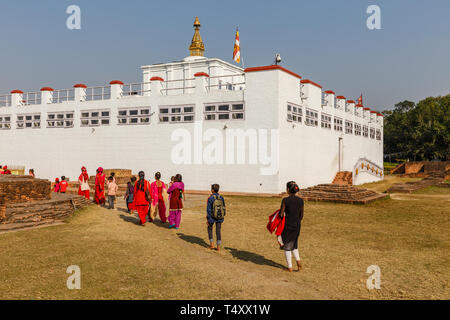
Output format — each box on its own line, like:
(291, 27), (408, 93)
(206, 184), (226, 251)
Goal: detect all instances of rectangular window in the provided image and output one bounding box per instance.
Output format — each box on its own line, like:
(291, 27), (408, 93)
(159, 105), (194, 123)
(117, 107), (151, 125)
(287, 103), (302, 124)
(363, 125), (369, 137)
(204, 102), (244, 121)
(355, 123), (362, 136)
(0, 115), (11, 130)
(334, 117), (343, 132)
(47, 111), (75, 128)
(80, 109), (111, 127)
(17, 113), (41, 129)
(345, 120), (353, 134)
(376, 129), (381, 140)
(370, 127), (375, 139)
(305, 108), (318, 127)
(321, 113), (332, 129)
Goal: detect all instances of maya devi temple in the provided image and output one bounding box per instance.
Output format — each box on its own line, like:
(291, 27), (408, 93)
(0, 17), (384, 195)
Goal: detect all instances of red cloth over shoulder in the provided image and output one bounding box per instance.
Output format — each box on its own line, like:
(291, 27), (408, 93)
(267, 209), (285, 236)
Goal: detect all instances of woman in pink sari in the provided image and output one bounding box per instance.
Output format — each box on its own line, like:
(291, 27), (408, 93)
(94, 167), (106, 205)
(149, 172), (168, 223)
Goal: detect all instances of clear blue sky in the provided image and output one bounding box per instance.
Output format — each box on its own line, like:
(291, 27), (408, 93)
(0, 0), (449, 111)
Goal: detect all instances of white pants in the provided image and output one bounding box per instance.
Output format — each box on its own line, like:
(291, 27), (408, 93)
(284, 249), (300, 268)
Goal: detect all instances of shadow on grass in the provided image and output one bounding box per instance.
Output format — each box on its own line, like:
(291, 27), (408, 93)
(225, 247), (285, 270)
(116, 207), (130, 214)
(151, 219), (170, 229)
(177, 233), (210, 248)
(119, 214), (140, 226)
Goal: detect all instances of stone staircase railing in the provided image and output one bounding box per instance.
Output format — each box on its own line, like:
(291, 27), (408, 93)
(354, 157), (384, 179)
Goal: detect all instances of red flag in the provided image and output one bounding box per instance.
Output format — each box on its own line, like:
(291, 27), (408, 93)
(357, 94), (363, 106)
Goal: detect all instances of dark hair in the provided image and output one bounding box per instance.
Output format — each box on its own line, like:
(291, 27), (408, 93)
(175, 174), (182, 182)
(61, 176), (65, 180)
(287, 181), (299, 194)
(131, 176), (137, 182)
(155, 172), (161, 180)
(29, 169), (34, 173)
(108, 176), (113, 181)
(111, 172), (115, 177)
(171, 176), (175, 182)
(137, 171), (145, 191)
(211, 184), (220, 193)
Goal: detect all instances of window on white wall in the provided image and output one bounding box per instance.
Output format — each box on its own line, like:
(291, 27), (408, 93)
(376, 129), (381, 141)
(321, 113), (331, 129)
(118, 107), (151, 125)
(363, 125), (369, 137)
(47, 111), (74, 128)
(17, 113), (41, 129)
(81, 109), (110, 127)
(370, 127), (375, 139)
(287, 103), (302, 123)
(160, 105), (195, 123)
(305, 108), (318, 127)
(204, 102), (244, 121)
(0, 115), (11, 130)
(334, 117), (343, 131)
(355, 123), (362, 136)
(345, 120), (353, 134)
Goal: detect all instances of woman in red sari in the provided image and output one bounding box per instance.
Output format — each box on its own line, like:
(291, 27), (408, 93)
(133, 171), (151, 226)
(94, 167), (106, 205)
(78, 166), (90, 200)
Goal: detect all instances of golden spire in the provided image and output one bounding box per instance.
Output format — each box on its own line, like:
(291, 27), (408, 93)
(189, 16), (205, 56)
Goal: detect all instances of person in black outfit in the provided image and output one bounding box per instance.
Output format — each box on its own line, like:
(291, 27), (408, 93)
(279, 181), (304, 272)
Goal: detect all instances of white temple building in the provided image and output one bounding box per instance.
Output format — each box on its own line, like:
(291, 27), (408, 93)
(0, 17), (384, 194)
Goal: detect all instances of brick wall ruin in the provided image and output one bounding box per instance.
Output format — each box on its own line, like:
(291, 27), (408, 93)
(0, 176), (91, 232)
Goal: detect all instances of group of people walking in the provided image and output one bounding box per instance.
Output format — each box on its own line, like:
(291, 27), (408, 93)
(75, 166), (304, 271)
(76, 167), (186, 229)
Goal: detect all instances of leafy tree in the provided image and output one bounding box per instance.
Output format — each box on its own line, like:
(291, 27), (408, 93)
(382, 95), (449, 161)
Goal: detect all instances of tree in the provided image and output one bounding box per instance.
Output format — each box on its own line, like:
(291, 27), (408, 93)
(382, 95), (450, 161)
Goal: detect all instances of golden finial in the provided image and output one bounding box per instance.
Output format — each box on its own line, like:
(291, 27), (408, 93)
(189, 16), (205, 56)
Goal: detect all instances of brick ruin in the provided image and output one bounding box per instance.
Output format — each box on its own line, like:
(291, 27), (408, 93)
(387, 161), (449, 193)
(0, 175), (91, 232)
(390, 161), (450, 179)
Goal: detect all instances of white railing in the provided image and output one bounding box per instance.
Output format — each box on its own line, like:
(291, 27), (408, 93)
(122, 82), (151, 97)
(1, 75), (247, 105)
(0, 94), (11, 107)
(206, 74), (245, 92)
(85, 86), (111, 101)
(51, 89), (75, 103)
(354, 157), (384, 178)
(161, 78), (195, 95)
(22, 92), (41, 106)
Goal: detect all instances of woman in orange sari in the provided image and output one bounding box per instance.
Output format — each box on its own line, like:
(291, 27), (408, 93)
(133, 171), (151, 226)
(94, 167), (106, 205)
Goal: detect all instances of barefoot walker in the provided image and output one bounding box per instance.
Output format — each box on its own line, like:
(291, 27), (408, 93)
(279, 181), (304, 272)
